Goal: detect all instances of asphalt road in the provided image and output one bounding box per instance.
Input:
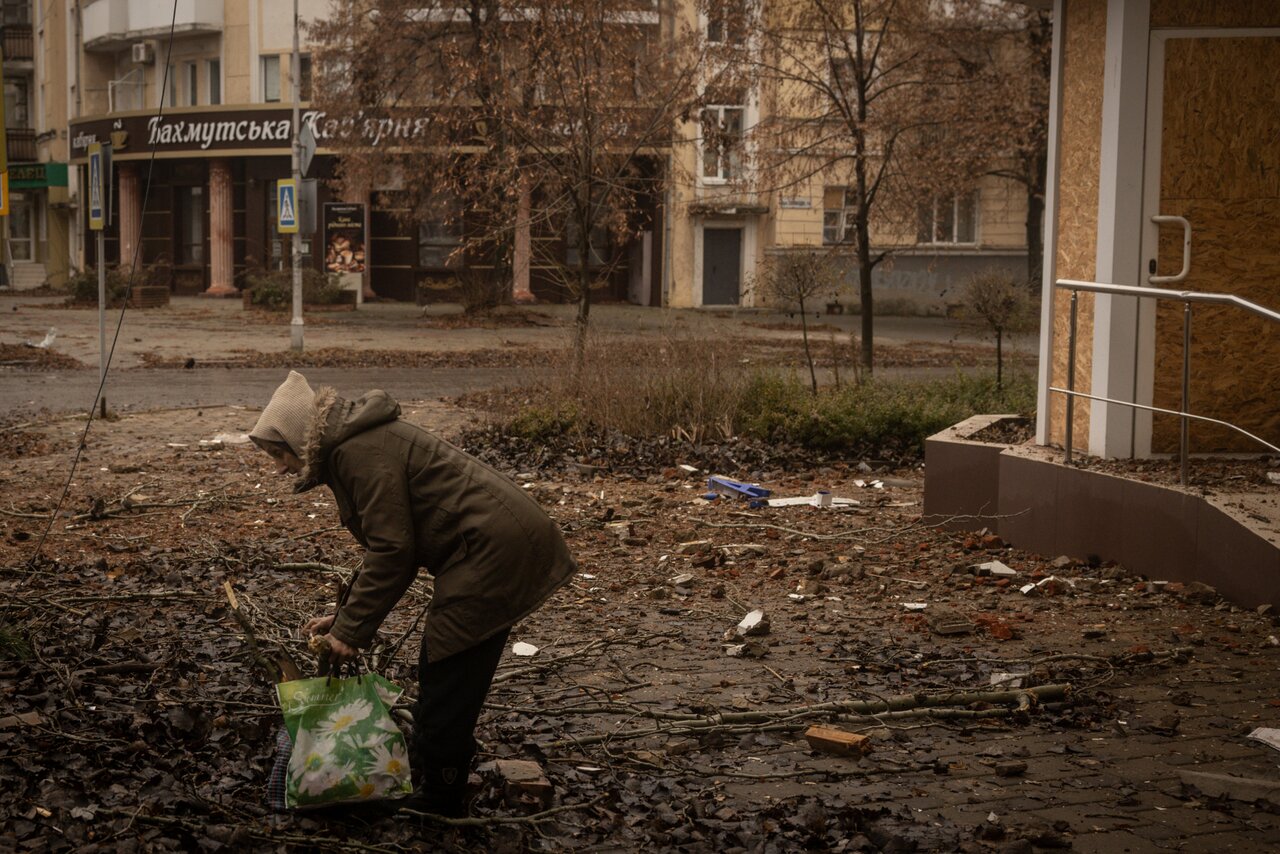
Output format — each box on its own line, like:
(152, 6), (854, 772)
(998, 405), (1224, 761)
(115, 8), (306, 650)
(1, 366), (518, 420)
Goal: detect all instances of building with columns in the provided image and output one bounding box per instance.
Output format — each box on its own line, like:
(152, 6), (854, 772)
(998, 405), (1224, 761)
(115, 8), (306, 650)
(58, 0), (1032, 309)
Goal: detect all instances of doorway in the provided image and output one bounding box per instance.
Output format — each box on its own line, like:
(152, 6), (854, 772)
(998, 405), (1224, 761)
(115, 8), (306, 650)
(1139, 30), (1280, 453)
(702, 227), (741, 306)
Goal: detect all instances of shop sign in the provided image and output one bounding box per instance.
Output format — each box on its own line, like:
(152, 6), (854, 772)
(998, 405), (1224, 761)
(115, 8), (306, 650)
(323, 204), (366, 274)
(70, 109), (441, 160)
(9, 162), (69, 188)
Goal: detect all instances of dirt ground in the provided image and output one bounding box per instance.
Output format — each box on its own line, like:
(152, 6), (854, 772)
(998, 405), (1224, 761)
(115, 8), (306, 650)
(2, 397), (1280, 853)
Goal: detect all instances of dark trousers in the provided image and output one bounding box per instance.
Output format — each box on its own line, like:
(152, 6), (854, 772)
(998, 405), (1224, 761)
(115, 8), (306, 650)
(413, 628), (509, 793)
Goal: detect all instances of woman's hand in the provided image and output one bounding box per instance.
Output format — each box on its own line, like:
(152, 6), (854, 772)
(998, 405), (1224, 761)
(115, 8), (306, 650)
(320, 634), (359, 667)
(303, 614), (336, 637)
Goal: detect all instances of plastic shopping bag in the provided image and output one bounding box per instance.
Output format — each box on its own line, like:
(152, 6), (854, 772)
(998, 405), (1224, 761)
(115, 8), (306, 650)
(275, 674), (414, 808)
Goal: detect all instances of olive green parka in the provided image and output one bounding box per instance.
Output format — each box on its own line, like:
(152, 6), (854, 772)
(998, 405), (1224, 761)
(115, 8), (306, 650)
(295, 387), (575, 662)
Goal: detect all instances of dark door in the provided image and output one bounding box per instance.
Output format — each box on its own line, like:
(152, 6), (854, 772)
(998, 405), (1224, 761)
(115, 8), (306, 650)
(703, 228), (741, 305)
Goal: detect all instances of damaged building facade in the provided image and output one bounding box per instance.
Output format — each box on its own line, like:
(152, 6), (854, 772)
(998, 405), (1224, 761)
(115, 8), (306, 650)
(48, 0), (1029, 308)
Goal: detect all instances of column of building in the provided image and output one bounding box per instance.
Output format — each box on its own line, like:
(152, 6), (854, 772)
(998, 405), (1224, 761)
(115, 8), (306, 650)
(205, 158), (236, 296)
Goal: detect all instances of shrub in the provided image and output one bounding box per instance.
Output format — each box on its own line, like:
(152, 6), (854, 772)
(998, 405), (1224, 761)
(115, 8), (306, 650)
(455, 268), (508, 315)
(736, 371), (1035, 455)
(957, 268), (1037, 388)
(66, 267), (131, 305)
(246, 267), (347, 308)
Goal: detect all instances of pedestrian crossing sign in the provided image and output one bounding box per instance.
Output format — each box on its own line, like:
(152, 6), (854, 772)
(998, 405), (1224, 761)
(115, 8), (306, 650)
(277, 179), (299, 234)
(88, 143), (104, 231)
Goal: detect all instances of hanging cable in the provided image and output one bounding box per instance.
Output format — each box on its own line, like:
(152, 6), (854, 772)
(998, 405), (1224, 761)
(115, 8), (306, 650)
(26, 0), (182, 569)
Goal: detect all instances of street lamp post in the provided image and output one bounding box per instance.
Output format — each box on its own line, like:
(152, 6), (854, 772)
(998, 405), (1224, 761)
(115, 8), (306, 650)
(289, 0), (304, 351)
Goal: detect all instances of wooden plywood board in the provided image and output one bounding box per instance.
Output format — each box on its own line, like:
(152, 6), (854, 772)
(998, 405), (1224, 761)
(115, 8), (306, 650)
(1151, 38), (1280, 453)
(1048, 0), (1107, 449)
(1152, 0), (1280, 29)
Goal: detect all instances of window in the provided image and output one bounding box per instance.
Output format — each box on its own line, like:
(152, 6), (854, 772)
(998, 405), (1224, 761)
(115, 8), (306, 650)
(917, 192), (978, 245)
(167, 64), (177, 107)
(207, 59), (221, 105)
(183, 62), (197, 106)
(706, 0), (746, 45)
(701, 105), (744, 181)
(830, 57), (855, 93)
(565, 218), (609, 268)
(297, 54), (312, 101)
(4, 76), (29, 127)
(261, 55), (281, 103)
(177, 186), (204, 265)
(418, 199), (463, 269)
(823, 186), (854, 245)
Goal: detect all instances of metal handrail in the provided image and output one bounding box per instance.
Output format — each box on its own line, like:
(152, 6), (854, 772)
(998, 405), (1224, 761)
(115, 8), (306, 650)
(1052, 278), (1280, 485)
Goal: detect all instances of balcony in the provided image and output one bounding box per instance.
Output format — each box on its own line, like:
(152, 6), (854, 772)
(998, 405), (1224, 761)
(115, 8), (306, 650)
(83, 0), (222, 51)
(7, 127), (37, 163)
(3, 24), (33, 63)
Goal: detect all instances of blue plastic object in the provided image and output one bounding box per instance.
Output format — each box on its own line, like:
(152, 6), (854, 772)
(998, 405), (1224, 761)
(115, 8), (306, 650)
(706, 476), (772, 508)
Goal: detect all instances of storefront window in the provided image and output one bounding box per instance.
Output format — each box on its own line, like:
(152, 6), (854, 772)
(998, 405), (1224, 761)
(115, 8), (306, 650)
(418, 195), (462, 269)
(9, 192), (32, 261)
(177, 186), (204, 264)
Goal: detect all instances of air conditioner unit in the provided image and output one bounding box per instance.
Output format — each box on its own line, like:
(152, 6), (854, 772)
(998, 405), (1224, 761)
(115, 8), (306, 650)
(131, 42), (154, 65)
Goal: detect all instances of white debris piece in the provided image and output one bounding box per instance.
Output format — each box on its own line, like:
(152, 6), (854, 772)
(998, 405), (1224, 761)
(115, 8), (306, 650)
(1247, 728), (1280, 752)
(735, 609), (770, 637)
(1268, 472), (1280, 485)
(972, 560), (1018, 578)
(212, 432), (252, 445)
(678, 464), (700, 474)
(990, 671), (1027, 688)
(766, 493), (860, 508)
(26, 328), (57, 349)
(902, 602), (928, 611)
(511, 642), (539, 657)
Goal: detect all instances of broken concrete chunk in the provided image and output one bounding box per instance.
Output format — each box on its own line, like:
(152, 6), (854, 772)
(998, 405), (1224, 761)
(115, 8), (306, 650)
(495, 759), (553, 805)
(511, 642), (539, 657)
(724, 640), (768, 658)
(670, 573), (695, 587)
(972, 560), (1017, 578)
(1179, 770), (1280, 807)
(1247, 727), (1280, 752)
(735, 609), (770, 637)
(994, 760), (1027, 778)
(677, 540), (712, 555)
(902, 602), (928, 611)
(927, 612), (974, 636)
(803, 725), (871, 757)
(1267, 471), (1280, 485)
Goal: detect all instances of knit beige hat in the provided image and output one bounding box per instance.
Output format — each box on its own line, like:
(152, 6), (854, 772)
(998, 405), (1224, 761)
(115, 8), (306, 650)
(250, 371), (317, 456)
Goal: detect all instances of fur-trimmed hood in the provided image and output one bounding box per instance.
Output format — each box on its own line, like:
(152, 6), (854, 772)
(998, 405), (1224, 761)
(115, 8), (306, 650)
(294, 387), (402, 492)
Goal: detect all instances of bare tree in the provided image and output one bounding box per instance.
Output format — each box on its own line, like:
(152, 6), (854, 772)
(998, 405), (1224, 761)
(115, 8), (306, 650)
(749, 250), (843, 394)
(959, 267), (1034, 389)
(312, 0), (709, 357)
(728, 0), (1038, 372)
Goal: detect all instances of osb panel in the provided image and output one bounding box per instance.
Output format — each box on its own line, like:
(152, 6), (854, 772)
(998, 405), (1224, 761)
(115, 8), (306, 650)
(1151, 37), (1280, 453)
(1152, 0), (1280, 29)
(1158, 40), (1280, 200)
(1151, 200), (1280, 452)
(1048, 0), (1107, 449)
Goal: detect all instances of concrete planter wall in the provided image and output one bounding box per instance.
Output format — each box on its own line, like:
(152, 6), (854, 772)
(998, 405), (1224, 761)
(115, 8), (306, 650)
(925, 421), (1280, 608)
(922, 414), (1023, 530)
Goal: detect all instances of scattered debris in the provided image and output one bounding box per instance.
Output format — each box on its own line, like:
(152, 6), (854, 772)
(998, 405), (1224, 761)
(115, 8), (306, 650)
(902, 602), (929, 612)
(1179, 770), (1280, 808)
(511, 642), (540, 657)
(972, 560), (1017, 578)
(727, 609), (771, 640)
(493, 759), (554, 807)
(724, 640), (768, 658)
(25, 328), (57, 349)
(1247, 728), (1280, 753)
(706, 476), (771, 507)
(994, 760), (1027, 778)
(766, 492), (859, 508)
(803, 725), (871, 757)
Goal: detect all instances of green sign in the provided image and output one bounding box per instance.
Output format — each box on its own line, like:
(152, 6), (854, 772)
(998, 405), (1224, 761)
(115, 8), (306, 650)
(10, 163), (68, 188)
